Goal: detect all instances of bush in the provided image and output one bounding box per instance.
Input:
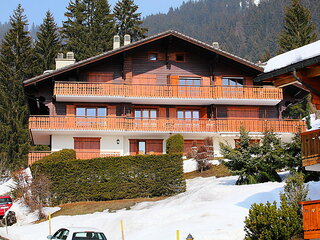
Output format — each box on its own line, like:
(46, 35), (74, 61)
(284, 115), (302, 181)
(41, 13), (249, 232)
(166, 134), (184, 154)
(195, 145), (211, 172)
(40, 149), (76, 163)
(31, 154), (185, 204)
(244, 199), (302, 240)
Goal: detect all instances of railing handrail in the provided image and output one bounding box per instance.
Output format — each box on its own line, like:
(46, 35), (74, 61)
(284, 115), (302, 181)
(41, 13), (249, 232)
(29, 115), (304, 122)
(54, 81), (279, 89)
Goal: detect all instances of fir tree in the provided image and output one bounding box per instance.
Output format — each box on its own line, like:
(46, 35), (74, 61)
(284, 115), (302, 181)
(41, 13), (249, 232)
(113, 0), (147, 41)
(63, 0), (114, 61)
(278, 0), (317, 53)
(220, 126), (260, 185)
(256, 130), (285, 183)
(34, 11), (62, 75)
(0, 4), (32, 170)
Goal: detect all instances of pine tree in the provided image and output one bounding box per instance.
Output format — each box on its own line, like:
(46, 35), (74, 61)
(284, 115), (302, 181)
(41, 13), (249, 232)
(278, 0), (317, 53)
(63, 0), (114, 61)
(34, 11), (62, 75)
(0, 4), (32, 171)
(113, 0), (147, 41)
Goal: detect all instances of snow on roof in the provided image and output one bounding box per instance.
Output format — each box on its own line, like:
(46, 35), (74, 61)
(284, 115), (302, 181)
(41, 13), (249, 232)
(264, 40), (320, 73)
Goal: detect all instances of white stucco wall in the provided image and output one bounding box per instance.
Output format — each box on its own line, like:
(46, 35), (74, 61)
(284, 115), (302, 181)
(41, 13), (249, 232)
(50, 132), (295, 157)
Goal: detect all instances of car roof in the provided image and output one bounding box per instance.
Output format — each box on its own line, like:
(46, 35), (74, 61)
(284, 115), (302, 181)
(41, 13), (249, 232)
(58, 227), (103, 232)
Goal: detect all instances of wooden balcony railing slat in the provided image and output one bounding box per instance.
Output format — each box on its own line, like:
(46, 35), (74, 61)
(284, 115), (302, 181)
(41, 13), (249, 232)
(29, 116), (306, 133)
(54, 82), (283, 100)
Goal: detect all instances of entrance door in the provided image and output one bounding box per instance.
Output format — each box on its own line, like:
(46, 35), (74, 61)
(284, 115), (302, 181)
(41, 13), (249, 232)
(74, 137), (101, 159)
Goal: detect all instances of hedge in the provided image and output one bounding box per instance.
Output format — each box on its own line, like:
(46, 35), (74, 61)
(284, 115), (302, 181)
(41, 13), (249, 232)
(40, 149), (76, 163)
(31, 154), (185, 204)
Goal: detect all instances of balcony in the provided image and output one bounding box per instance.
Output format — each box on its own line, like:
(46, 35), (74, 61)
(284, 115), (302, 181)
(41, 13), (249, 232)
(54, 82), (283, 106)
(28, 151), (121, 165)
(301, 129), (320, 171)
(29, 116), (305, 144)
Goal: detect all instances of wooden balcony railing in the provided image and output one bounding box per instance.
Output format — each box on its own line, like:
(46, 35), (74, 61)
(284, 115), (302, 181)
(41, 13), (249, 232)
(54, 82), (283, 100)
(301, 129), (320, 167)
(29, 116), (305, 134)
(28, 151), (121, 165)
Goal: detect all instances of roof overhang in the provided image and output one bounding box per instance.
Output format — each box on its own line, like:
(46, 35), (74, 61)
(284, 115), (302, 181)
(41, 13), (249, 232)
(24, 30), (263, 87)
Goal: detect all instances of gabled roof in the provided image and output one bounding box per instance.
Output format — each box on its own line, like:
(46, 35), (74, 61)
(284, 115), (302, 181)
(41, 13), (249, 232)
(24, 30), (263, 86)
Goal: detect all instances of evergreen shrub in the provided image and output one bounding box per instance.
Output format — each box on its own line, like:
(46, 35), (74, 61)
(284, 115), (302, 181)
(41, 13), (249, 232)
(166, 134), (184, 154)
(40, 149), (76, 163)
(31, 154), (185, 204)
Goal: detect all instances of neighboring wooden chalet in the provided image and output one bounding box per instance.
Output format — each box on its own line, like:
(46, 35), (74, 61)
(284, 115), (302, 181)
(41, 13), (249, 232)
(25, 30), (305, 165)
(255, 40), (320, 172)
(255, 40), (320, 240)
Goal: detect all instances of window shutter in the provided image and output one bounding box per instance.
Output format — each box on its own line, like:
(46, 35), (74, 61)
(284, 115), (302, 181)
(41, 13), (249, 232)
(66, 105), (75, 115)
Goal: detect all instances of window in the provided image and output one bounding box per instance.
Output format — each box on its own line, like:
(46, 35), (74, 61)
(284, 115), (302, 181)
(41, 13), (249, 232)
(177, 110), (200, 120)
(134, 109), (157, 119)
(222, 77), (244, 86)
(76, 107), (107, 117)
(148, 53), (158, 61)
(178, 77), (201, 86)
(176, 53), (185, 62)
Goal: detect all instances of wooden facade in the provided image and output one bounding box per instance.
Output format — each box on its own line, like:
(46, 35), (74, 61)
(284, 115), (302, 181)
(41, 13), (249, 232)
(24, 31), (304, 164)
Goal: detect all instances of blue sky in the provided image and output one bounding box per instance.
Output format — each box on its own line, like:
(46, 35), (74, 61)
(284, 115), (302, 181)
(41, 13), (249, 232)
(0, 0), (186, 26)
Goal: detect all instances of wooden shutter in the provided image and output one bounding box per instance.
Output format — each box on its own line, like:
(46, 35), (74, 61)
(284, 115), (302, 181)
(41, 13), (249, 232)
(202, 77), (211, 86)
(87, 72), (113, 82)
(200, 107), (208, 119)
(170, 76), (179, 85)
(74, 137), (101, 159)
(66, 105), (76, 115)
(146, 140), (163, 155)
(129, 139), (137, 155)
(158, 107), (166, 118)
(214, 76), (222, 85)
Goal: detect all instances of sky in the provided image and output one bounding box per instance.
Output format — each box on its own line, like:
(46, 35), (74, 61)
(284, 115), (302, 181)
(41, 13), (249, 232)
(0, 0), (187, 26)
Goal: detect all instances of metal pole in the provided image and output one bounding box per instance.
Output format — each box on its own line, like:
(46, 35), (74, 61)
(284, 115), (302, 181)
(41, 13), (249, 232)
(5, 210), (7, 235)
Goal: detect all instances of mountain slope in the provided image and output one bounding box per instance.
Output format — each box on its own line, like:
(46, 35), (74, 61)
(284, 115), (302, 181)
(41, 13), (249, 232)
(143, 0), (320, 62)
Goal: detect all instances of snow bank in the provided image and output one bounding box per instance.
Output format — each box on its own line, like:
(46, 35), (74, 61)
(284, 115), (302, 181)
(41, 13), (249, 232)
(264, 40), (320, 73)
(309, 113), (320, 131)
(2, 175), (319, 240)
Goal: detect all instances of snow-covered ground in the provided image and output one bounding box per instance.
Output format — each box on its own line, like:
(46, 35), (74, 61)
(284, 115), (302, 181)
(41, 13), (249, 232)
(0, 172), (319, 240)
(264, 40), (320, 73)
(183, 159), (220, 173)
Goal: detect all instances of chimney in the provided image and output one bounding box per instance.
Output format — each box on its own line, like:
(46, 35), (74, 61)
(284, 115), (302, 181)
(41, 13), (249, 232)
(124, 34), (131, 46)
(55, 52), (76, 70)
(212, 42), (219, 49)
(113, 35), (120, 49)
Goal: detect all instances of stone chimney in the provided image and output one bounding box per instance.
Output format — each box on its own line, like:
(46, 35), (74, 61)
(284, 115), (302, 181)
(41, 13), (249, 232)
(55, 52), (76, 70)
(212, 42), (219, 49)
(124, 34), (131, 46)
(113, 35), (120, 49)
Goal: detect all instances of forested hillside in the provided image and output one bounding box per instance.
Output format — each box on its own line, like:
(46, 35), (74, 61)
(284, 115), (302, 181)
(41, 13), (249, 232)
(143, 0), (320, 62)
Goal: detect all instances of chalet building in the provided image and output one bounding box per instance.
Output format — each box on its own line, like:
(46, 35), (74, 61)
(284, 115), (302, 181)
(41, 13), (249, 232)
(255, 40), (320, 240)
(25, 30), (305, 165)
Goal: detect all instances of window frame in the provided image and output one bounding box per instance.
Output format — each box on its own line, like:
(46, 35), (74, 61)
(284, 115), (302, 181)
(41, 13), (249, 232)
(75, 107), (107, 118)
(222, 77), (244, 87)
(175, 52), (186, 62)
(148, 52), (159, 62)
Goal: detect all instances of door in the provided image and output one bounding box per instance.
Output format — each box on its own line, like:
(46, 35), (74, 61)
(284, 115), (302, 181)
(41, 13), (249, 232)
(74, 137), (101, 159)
